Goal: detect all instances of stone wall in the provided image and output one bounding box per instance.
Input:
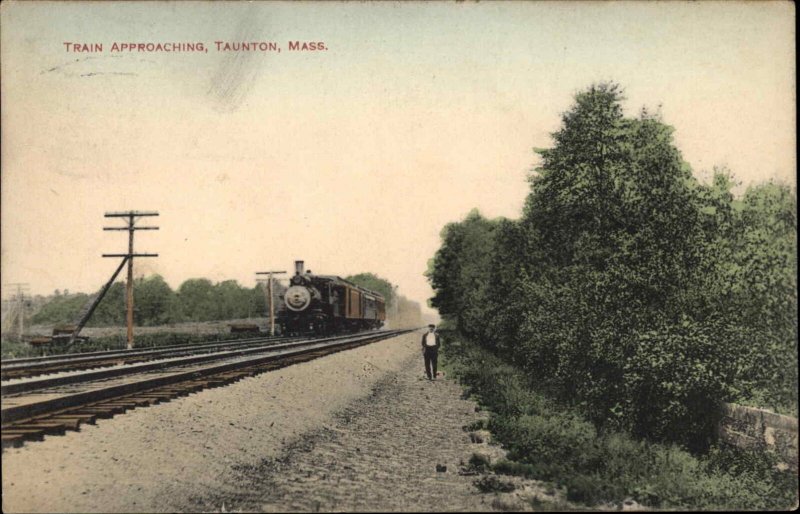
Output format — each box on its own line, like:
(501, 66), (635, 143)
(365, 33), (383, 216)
(718, 402), (798, 472)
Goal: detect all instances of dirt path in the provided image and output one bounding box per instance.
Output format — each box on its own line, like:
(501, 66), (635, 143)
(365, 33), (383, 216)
(188, 351), (511, 512)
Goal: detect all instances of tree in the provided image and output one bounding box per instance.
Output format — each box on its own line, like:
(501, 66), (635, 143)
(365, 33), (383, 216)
(345, 273), (395, 307)
(427, 209), (501, 339)
(88, 282), (126, 326)
(213, 280), (251, 320)
(31, 293), (89, 325)
(177, 278), (216, 321)
(134, 275), (181, 325)
(428, 83), (797, 448)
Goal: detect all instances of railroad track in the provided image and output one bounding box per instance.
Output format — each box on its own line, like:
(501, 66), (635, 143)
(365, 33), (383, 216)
(1, 329), (413, 449)
(1, 334), (294, 380)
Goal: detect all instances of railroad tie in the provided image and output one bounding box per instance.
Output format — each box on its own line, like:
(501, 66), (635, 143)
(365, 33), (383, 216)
(79, 405), (126, 416)
(101, 402), (139, 410)
(72, 410), (115, 419)
(1, 330), (412, 450)
(202, 377), (232, 385)
(134, 394), (172, 403)
(2, 433), (38, 448)
(2, 429), (47, 440)
(49, 414), (97, 425)
(161, 385), (201, 394)
(219, 371), (250, 378)
(124, 397), (158, 407)
(10, 422), (67, 435)
(37, 417), (82, 431)
(139, 389), (176, 397)
(144, 391), (176, 398)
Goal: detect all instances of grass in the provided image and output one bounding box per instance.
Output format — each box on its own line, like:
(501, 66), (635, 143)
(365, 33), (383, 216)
(441, 330), (798, 510)
(1, 329), (261, 359)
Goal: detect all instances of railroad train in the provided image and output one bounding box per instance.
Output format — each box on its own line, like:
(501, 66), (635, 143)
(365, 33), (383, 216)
(277, 260), (386, 335)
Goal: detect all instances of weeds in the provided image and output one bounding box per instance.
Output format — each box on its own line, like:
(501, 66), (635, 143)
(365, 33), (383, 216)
(1, 330), (258, 359)
(474, 475), (516, 493)
(467, 452), (492, 472)
(443, 332), (798, 510)
(463, 419), (487, 432)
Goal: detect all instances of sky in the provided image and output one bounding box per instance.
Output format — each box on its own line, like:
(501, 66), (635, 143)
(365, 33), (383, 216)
(0, 1), (795, 315)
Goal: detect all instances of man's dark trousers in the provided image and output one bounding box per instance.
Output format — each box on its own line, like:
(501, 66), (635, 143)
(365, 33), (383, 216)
(424, 347), (438, 380)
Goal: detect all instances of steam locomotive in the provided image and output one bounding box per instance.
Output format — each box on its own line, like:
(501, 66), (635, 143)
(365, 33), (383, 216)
(277, 260), (386, 335)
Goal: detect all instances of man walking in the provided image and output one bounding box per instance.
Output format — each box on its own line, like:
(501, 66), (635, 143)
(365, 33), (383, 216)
(421, 324), (440, 380)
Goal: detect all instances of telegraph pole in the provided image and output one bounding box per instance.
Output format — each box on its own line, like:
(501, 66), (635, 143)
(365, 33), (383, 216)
(104, 211), (159, 349)
(256, 270), (286, 336)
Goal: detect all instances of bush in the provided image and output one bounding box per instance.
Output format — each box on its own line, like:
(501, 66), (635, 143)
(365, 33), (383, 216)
(468, 453), (492, 472)
(622, 319), (754, 450)
(474, 476), (516, 493)
(444, 334), (798, 510)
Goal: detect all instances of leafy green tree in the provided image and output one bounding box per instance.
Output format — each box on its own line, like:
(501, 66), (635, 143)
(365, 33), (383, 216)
(251, 283), (269, 318)
(31, 293), (90, 325)
(134, 275), (182, 325)
(727, 181), (796, 409)
(429, 82), (798, 449)
(177, 278), (216, 321)
(213, 280), (244, 320)
(31, 274), (292, 327)
(426, 209), (501, 340)
(88, 282), (126, 326)
(345, 273), (395, 307)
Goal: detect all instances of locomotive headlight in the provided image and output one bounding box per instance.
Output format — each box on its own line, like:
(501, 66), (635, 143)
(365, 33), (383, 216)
(285, 285), (312, 311)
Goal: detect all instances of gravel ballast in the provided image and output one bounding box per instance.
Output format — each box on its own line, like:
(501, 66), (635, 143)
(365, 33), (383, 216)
(2, 332), (419, 512)
(3, 331), (556, 512)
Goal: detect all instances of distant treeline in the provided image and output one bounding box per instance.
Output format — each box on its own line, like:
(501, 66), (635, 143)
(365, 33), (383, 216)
(31, 272), (423, 328)
(428, 83), (797, 451)
(31, 277), (283, 327)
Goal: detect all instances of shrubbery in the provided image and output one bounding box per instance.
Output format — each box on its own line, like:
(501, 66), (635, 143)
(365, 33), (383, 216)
(444, 334), (797, 509)
(621, 319), (758, 449)
(428, 83), (797, 448)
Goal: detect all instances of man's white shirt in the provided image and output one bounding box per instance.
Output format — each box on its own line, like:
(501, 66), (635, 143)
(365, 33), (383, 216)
(424, 332), (437, 347)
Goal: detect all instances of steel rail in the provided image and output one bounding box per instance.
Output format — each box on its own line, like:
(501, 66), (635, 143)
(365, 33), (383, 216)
(1, 329), (411, 425)
(1, 331), (397, 396)
(1, 335), (297, 379)
(2, 334), (288, 367)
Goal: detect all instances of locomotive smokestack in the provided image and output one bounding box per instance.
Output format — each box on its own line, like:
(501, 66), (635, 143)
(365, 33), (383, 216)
(295, 260), (305, 275)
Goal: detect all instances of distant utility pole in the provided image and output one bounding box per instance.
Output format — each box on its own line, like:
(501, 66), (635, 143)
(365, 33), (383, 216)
(256, 270), (286, 336)
(4, 283), (30, 341)
(104, 211), (159, 349)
